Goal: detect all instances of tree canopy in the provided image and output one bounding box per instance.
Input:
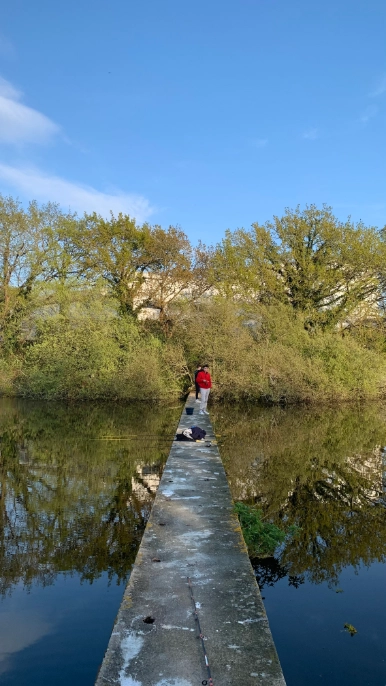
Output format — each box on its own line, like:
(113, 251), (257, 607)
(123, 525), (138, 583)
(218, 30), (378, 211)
(1, 194), (386, 402)
(213, 204), (386, 329)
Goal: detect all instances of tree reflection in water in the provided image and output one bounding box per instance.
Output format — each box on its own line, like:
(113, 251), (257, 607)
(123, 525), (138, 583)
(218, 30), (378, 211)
(212, 403), (386, 586)
(0, 398), (181, 597)
(252, 555), (305, 591)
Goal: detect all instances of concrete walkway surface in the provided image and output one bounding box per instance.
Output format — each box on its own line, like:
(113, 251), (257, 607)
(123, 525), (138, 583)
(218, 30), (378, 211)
(95, 395), (286, 686)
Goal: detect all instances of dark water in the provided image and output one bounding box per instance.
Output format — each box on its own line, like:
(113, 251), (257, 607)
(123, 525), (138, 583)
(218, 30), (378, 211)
(2, 399), (386, 685)
(211, 403), (386, 686)
(0, 398), (182, 685)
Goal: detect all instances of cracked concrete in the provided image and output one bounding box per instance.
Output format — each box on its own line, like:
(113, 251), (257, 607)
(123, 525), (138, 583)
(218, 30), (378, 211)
(95, 396), (286, 686)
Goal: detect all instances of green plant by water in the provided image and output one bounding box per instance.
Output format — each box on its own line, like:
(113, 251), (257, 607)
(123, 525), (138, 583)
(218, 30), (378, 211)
(234, 502), (297, 557)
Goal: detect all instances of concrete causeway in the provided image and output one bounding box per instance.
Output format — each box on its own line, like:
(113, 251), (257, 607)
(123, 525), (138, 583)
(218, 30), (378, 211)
(95, 395), (286, 686)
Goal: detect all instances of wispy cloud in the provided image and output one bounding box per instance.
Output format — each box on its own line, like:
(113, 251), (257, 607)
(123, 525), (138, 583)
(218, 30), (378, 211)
(359, 104), (378, 125)
(0, 76), (59, 145)
(369, 75), (386, 98)
(302, 128), (319, 140)
(0, 164), (154, 221)
(0, 76), (154, 221)
(251, 138), (268, 148)
(0, 610), (52, 677)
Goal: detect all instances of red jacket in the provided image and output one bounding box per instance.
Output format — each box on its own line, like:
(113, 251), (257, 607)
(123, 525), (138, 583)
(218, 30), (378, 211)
(196, 370), (212, 389)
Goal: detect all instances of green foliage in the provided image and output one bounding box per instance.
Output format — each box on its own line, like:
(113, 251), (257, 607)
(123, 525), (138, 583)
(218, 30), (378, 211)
(234, 502), (288, 557)
(1, 193), (386, 403)
(0, 195), (77, 349)
(177, 299), (386, 403)
(0, 355), (21, 395)
(71, 213), (204, 330)
(17, 305), (184, 400)
(213, 204), (386, 330)
(72, 212), (153, 317)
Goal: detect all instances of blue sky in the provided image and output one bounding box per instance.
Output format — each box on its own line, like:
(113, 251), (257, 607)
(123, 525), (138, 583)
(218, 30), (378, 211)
(0, 0), (385, 244)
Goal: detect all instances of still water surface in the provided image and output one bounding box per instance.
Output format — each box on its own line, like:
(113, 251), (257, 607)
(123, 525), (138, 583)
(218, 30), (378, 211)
(212, 403), (386, 686)
(0, 398), (182, 685)
(1, 399), (386, 685)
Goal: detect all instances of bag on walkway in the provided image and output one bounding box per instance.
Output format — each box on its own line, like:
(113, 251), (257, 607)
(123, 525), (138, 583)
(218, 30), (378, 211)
(176, 429), (193, 441)
(175, 426), (206, 442)
(190, 426), (206, 441)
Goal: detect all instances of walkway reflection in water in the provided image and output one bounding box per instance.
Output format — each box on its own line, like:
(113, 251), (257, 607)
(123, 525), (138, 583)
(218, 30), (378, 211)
(0, 398), (181, 685)
(212, 403), (386, 686)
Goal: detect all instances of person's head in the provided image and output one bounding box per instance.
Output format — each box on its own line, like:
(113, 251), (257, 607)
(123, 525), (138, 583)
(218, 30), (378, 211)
(196, 364), (202, 370)
(203, 364), (209, 372)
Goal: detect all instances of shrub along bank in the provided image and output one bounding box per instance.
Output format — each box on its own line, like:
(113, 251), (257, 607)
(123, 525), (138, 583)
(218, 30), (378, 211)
(0, 297), (385, 403)
(1, 196), (386, 403)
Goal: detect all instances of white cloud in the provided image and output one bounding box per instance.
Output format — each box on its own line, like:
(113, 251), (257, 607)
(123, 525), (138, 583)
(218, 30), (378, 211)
(251, 138), (268, 148)
(0, 76), (153, 221)
(369, 75), (386, 97)
(0, 164), (154, 221)
(359, 104), (378, 124)
(0, 77), (20, 100)
(0, 611), (52, 676)
(303, 128), (319, 140)
(0, 76), (59, 144)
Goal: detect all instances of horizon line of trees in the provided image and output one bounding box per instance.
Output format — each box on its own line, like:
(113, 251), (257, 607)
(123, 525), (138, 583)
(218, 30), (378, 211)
(1, 193), (386, 401)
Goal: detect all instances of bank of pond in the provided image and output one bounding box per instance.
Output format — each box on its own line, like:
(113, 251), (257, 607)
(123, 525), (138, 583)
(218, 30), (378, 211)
(0, 398), (385, 685)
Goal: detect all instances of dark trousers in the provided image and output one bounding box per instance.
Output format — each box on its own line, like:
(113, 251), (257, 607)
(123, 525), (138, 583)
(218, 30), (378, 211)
(195, 382), (200, 399)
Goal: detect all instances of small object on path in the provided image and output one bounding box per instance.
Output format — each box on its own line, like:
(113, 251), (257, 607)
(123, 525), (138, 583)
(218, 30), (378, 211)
(152, 558), (161, 562)
(143, 616), (155, 624)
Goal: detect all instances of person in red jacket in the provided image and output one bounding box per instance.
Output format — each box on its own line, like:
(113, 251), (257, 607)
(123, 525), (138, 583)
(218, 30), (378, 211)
(196, 364), (212, 415)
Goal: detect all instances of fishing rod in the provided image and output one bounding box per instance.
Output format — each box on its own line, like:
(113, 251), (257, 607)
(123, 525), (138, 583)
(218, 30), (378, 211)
(88, 435), (216, 441)
(88, 435), (176, 441)
(187, 576), (214, 686)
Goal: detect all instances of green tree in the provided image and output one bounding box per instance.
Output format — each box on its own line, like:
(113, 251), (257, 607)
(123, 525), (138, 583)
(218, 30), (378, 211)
(0, 195), (77, 348)
(71, 212), (156, 317)
(214, 205), (386, 329)
(0, 196), (44, 348)
(71, 213), (212, 333)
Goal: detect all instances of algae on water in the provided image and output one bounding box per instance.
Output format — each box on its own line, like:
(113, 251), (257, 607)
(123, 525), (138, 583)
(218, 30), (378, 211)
(344, 623), (357, 636)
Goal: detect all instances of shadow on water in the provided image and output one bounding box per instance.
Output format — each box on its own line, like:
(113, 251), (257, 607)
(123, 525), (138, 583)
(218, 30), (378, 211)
(0, 398), (182, 684)
(212, 402), (386, 686)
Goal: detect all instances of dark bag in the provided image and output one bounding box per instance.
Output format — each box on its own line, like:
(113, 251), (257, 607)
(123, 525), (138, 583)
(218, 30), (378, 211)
(176, 433), (191, 441)
(190, 426), (206, 440)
